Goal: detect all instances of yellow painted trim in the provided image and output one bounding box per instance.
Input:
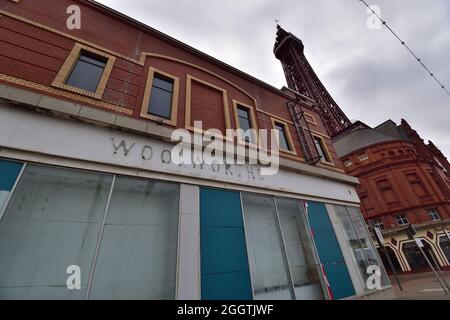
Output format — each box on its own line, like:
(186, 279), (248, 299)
(185, 74), (231, 138)
(232, 99), (259, 147)
(311, 133), (335, 167)
(140, 67), (179, 126)
(271, 117), (297, 156)
(52, 43), (116, 100)
(0, 73), (132, 115)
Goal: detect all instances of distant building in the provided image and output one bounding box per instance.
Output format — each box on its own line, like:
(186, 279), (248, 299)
(333, 120), (450, 273)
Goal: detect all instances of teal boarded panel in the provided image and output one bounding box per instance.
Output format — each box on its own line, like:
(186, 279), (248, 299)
(307, 201), (355, 300)
(0, 160), (23, 191)
(200, 188), (252, 300)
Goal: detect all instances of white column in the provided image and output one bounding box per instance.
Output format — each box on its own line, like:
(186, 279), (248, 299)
(176, 184), (201, 300)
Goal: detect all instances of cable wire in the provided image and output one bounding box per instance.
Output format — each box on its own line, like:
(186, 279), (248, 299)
(359, 0), (450, 96)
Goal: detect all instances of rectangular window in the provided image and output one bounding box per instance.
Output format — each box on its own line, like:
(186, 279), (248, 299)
(334, 206), (390, 291)
(148, 74), (174, 119)
(369, 219), (384, 231)
(237, 106), (254, 143)
(344, 160), (353, 167)
(395, 214), (409, 226)
(274, 122), (291, 151)
(358, 154), (369, 161)
(241, 194), (325, 300)
(241, 194), (292, 299)
(0, 164), (180, 300)
(89, 177), (180, 299)
(427, 208), (441, 221)
(66, 51), (108, 93)
(313, 136), (330, 162)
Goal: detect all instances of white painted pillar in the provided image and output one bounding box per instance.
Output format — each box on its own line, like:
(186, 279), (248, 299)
(176, 184), (201, 300)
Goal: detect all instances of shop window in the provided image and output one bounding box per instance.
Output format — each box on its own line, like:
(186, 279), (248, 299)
(89, 177), (180, 299)
(140, 68), (179, 126)
(427, 208), (441, 221)
(241, 194), (292, 300)
(241, 194), (324, 300)
(272, 119), (295, 153)
(312, 135), (332, 164)
(0, 164), (180, 299)
(333, 206), (390, 291)
(395, 214), (409, 226)
(52, 43), (116, 99)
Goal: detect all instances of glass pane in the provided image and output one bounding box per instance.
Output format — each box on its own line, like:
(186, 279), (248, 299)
(241, 194), (292, 300)
(89, 177), (180, 299)
(79, 54), (106, 68)
(276, 125), (289, 150)
(276, 198), (324, 300)
(0, 165), (113, 299)
(148, 87), (172, 119)
(153, 76), (173, 92)
(237, 107), (250, 120)
(334, 205), (390, 291)
(314, 138), (327, 161)
(66, 57), (105, 93)
(333, 205), (369, 286)
(347, 207), (390, 288)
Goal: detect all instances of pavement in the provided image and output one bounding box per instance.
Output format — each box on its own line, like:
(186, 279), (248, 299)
(359, 271), (450, 300)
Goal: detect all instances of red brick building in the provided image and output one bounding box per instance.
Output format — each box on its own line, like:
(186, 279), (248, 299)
(270, 11), (450, 274)
(333, 120), (450, 273)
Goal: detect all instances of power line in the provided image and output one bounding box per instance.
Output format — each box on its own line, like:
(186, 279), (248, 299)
(358, 0), (450, 96)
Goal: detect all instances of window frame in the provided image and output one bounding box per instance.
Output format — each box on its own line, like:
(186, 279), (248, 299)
(395, 214), (409, 226)
(271, 118), (296, 155)
(140, 67), (179, 126)
(311, 133), (334, 165)
(52, 43), (116, 99)
(427, 208), (441, 221)
(232, 100), (258, 146)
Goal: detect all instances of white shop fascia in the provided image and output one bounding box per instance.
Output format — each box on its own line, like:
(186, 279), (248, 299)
(0, 84), (360, 206)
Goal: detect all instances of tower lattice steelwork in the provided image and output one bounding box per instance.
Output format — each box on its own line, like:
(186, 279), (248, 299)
(274, 25), (352, 137)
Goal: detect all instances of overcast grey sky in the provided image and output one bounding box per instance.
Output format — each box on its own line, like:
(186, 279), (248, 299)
(97, 0), (450, 156)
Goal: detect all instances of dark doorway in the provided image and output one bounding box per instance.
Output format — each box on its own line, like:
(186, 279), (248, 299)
(439, 236), (450, 263)
(378, 247), (402, 273)
(402, 240), (439, 272)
